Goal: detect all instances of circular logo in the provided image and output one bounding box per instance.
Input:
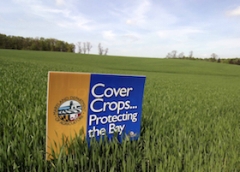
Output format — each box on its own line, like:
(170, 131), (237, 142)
(129, 131), (137, 137)
(54, 97), (85, 125)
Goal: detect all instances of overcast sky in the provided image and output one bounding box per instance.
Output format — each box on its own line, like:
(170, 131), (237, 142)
(1, 0), (240, 58)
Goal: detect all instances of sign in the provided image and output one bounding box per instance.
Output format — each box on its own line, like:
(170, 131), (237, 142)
(46, 71), (146, 160)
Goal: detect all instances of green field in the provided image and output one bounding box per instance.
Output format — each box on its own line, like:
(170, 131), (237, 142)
(1, 49), (240, 171)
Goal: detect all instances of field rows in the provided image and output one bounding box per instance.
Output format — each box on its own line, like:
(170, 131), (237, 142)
(1, 50), (240, 171)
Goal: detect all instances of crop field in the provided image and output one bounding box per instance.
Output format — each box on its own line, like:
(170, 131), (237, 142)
(1, 49), (240, 171)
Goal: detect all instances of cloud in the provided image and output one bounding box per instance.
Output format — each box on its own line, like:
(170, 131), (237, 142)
(102, 30), (116, 40)
(157, 27), (204, 42)
(12, 1), (93, 31)
(126, 19), (136, 25)
(13, 0), (40, 3)
(227, 6), (240, 16)
(31, 4), (70, 16)
(207, 38), (240, 49)
(125, 0), (151, 25)
(121, 34), (140, 42)
(55, 0), (65, 6)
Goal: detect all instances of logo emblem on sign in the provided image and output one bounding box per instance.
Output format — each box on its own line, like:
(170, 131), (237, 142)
(54, 97), (85, 125)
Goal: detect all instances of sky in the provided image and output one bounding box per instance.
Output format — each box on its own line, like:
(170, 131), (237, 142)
(0, 0), (240, 58)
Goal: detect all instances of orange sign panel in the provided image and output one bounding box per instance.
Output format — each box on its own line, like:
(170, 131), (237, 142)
(46, 72), (90, 160)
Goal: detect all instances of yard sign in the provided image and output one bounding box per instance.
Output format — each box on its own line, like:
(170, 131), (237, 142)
(46, 71), (146, 160)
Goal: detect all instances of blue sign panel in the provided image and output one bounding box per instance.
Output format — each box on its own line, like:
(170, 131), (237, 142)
(87, 73), (146, 142)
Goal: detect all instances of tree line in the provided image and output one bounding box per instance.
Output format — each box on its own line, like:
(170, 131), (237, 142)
(166, 50), (240, 65)
(76, 42), (108, 55)
(0, 33), (75, 52)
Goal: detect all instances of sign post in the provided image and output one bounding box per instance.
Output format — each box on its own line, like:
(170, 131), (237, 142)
(46, 72), (146, 160)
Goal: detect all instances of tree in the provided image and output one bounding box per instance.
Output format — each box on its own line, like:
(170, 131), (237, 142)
(49, 38), (56, 51)
(178, 52), (184, 58)
(166, 50), (177, 58)
(83, 42), (87, 54)
(166, 53), (172, 58)
(211, 53), (218, 59)
(77, 42), (82, 54)
(237, 59), (240, 65)
(210, 53), (218, 62)
(86, 42), (92, 54)
(104, 48), (108, 55)
(0, 34), (7, 48)
(67, 43), (75, 52)
(98, 43), (104, 55)
(171, 50), (177, 58)
(189, 51), (193, 58)
(0, 33), (75, 52)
